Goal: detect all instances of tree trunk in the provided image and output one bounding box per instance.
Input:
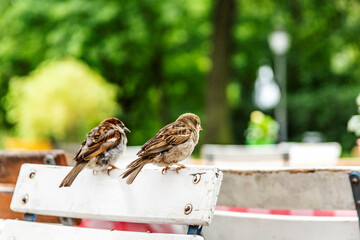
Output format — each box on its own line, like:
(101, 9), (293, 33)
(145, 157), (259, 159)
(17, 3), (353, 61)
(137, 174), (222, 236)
(204, 0), (236, 144)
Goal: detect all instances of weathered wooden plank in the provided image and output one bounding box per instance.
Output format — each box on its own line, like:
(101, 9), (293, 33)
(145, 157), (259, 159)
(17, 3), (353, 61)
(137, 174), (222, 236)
(11, 164), (223, 225)
(0, 220), (203, 240)
(203, 211), (360, 240)
(218, 167), (358, 210)
(0, 150), (67, 183)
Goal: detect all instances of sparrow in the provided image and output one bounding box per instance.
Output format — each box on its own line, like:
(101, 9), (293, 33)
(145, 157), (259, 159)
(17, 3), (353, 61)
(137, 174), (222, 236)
(59, 118), (130, 188)
(122, 113), (202, 184)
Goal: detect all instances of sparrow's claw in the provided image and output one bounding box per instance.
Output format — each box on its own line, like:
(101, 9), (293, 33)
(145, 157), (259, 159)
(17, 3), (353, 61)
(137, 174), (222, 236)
(92, 170), (98, 176)
(109, 164), (119, 170)
(162, 167), (170, 175)
(175, 166), (186, 174)
(107, 164), (119, 175)
(174, 163), (186, 174)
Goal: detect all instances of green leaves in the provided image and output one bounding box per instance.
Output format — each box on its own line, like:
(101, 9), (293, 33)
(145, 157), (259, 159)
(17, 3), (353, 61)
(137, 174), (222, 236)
(5, 58), (119, 141)
(0, 0), (359, 151)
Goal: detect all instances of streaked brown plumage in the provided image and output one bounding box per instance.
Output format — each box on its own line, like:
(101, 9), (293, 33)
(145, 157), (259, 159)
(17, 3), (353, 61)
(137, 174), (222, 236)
(122, 113), (202, 184)
(59, 118), (130, 187)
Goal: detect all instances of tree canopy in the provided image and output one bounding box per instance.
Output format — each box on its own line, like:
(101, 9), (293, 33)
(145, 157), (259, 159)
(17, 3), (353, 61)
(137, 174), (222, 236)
(0, 0), (360, 152)
(5, 58), (119, 141)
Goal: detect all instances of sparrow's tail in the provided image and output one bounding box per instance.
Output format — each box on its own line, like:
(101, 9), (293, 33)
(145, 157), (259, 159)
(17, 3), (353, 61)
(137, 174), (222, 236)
(122, 158), (148, 185)
(59, 162), (87, 188)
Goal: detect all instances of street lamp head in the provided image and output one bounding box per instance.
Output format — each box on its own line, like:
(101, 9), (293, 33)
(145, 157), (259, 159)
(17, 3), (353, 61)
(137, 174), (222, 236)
(268, 30), (290, 55)
(254, 65), (281, 110)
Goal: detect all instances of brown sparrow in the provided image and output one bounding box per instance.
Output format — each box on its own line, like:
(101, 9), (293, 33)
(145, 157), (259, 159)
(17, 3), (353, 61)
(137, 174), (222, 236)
(122, 113), (202, 184)
(59, 118), (130, 187)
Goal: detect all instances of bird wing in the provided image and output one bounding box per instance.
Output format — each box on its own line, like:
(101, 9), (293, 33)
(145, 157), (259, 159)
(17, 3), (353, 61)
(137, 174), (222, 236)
(75, 124), (122, 162)
(73, 140), (86, 161)
(137, 121), (192, 157)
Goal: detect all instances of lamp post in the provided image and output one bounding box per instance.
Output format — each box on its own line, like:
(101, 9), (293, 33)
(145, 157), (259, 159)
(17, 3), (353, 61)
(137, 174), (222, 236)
(268, 29), (290, 142)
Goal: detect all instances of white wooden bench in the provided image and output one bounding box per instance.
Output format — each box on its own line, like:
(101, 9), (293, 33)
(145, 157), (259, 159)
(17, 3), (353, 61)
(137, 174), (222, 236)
(0, 164), (223, 239)
(201, 143), (341, 168)
(203, 167), (360, 240)
(201, 144), (289, 168)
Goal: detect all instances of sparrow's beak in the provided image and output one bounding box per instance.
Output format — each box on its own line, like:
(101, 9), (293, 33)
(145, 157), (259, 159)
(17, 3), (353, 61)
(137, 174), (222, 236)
(199, 125), (203, 131)
(124, 127), (131, 133)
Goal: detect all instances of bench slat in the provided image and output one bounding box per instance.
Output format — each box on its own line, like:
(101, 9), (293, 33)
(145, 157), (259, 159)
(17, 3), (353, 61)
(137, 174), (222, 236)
(11, 164), (222, 226)
(0, 220), (204, 240)
(201, 144), (287, 161)
(0, 150), (67, 184)
(0, 190), (62, 223)
(203, 211), (360, 240)
(0, 151), (67, 223)
(218, 168), (358, 210)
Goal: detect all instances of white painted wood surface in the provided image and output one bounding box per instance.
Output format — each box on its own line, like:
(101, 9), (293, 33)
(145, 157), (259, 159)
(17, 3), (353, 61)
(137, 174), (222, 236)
(0, 219), (4, 237)
(289, 142), (341, 167)
(0, 184), (14, 193)
(201, 144), (288, 161)
(201, 144), (288, 168)
(11, 164), (222, 225)
(201, 143), (341, 167)
(218, 167), (358, 210)
(203, 211), (360, 240)
(0, 220), (203, 240)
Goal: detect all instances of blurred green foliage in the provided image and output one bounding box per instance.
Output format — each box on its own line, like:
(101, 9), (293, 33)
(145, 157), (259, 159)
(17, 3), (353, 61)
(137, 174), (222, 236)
(231, 0), (360, 152)
(0, 0), (211, 145)
(245, 111), (279, 145)
(347, 94), (360, 136)
(5, 58), (119, 141)
(288, 84), (360, 150)
(0, 0), (359, 152)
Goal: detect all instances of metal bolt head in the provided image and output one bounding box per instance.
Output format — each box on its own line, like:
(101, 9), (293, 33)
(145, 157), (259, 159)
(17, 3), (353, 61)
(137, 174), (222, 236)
(351, 177), (359, 184)
(192, 174), (201, 184)
(29, 170), (36, 179)
(184, 203), (193, 215)
(43, 154), (56, 165)
(21, 194), (29, 204)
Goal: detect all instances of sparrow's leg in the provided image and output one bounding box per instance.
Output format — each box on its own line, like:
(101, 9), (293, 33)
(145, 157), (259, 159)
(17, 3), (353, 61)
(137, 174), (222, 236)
(107, 164), (119, 175)
(162, 166), (170, 175)
(174, 163), (186, 174)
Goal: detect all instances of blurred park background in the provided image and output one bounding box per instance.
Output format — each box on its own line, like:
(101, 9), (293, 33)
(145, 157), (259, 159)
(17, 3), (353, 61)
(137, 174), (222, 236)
(1, 0), (360, 156)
